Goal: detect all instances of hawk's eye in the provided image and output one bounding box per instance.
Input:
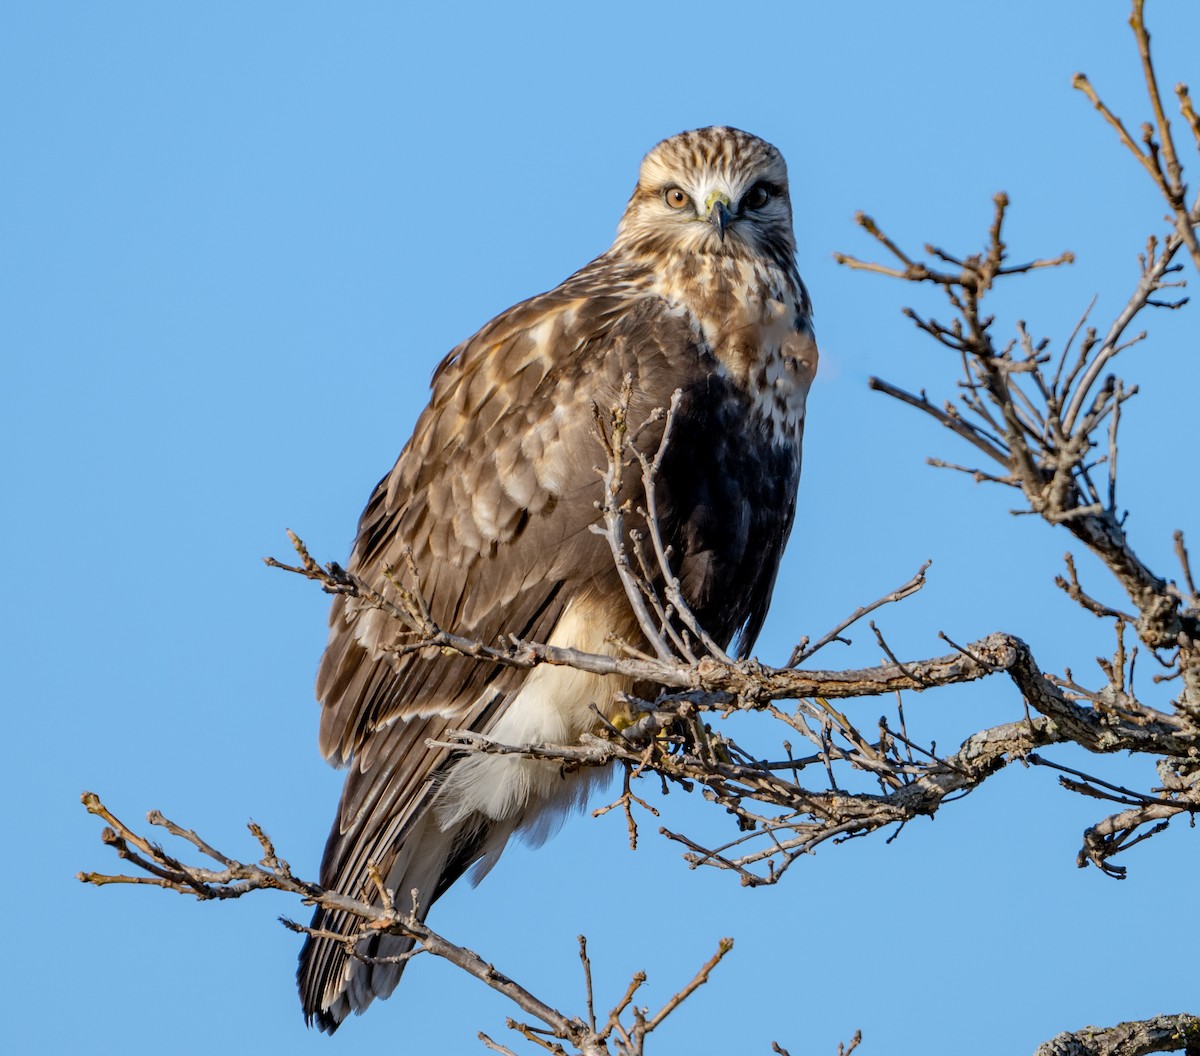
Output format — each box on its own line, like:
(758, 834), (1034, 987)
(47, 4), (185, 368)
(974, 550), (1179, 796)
(664, 187), (691, 210)
(744, 183), (772, 210)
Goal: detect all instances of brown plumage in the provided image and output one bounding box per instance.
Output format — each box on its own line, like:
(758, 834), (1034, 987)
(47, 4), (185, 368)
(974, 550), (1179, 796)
(298, 126), (818, 1031)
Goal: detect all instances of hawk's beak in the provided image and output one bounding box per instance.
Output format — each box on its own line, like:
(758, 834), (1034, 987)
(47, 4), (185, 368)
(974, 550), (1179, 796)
(707, 193), (732, 241)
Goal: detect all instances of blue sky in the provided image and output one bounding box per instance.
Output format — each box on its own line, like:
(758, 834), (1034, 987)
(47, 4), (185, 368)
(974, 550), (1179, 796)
(4, 2), (1198, 1053)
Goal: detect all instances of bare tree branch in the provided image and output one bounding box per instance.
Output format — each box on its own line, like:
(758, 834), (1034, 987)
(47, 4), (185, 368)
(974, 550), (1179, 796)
(78, 792), (736, 1056)
(1033, 1013), (1200, 1056)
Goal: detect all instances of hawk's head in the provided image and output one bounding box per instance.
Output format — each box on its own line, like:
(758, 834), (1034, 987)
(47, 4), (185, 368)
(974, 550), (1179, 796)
(615, 126), (796, 267)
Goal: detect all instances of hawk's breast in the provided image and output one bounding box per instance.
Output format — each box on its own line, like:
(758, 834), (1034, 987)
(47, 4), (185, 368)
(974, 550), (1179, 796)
(657, 255), (817, 447)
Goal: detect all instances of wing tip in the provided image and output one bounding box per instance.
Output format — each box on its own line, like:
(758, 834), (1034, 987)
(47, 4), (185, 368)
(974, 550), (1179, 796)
(297, 915), (351, 1034)
(304, 1005), (345, 1035)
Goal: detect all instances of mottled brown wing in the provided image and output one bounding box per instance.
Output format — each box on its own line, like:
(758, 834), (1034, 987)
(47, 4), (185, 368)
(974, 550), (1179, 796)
(318, 280), (635, 762)
(310, 270), (718, 878)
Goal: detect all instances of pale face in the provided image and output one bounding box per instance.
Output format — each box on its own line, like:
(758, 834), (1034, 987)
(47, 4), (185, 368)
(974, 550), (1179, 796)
(615, 127), (796, 262)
